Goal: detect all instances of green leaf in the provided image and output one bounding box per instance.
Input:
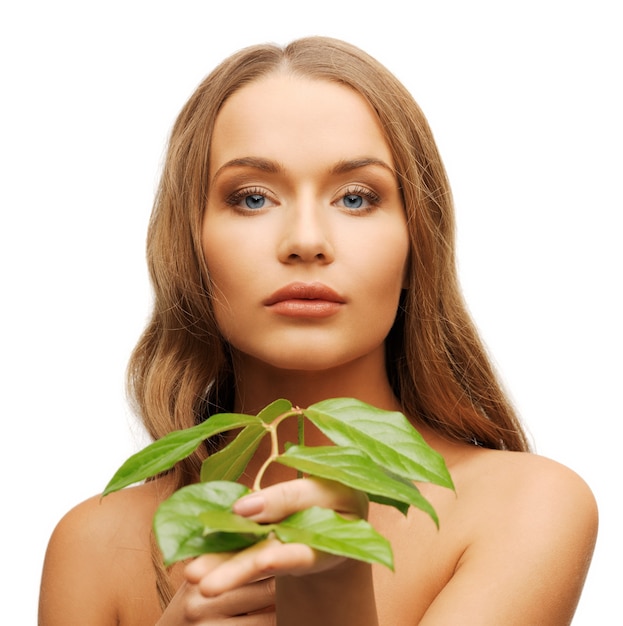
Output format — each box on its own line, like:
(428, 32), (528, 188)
(107, 398), (455, 572)
(276, 445), (439, 525)
(200, 424), (267, 482)
(273, 506), (393, 570)
(258, 398), (293, 423)
(198, 509), (269, 536)
(305, 398), (454, 490)
(154, 481), (258, 565)
(103, 413), (262, 495)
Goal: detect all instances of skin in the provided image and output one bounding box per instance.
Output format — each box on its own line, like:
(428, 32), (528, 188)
(39, 74), (598, 625)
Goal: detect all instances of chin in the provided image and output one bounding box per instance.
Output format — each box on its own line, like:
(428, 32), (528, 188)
(249, 342), (386, 378)
(267, 354), (352, 374)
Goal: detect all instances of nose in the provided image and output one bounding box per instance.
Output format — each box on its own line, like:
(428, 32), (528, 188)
(277, 196), (335, 264)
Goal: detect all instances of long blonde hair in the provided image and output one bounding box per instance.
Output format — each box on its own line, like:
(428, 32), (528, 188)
(129, 36), (530, 495)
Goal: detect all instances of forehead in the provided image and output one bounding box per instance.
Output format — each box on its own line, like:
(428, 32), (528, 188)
(209, 73), (394, 173)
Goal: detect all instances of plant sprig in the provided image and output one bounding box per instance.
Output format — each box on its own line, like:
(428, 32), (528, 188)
(104, 398), (454, 569)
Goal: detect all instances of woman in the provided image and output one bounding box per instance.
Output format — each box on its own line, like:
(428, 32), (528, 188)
(39, 37), (597, 625)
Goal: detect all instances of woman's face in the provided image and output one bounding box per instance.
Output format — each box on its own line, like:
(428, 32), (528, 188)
(202, 72), (409, 374)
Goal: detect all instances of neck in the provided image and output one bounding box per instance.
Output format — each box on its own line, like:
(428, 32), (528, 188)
(231, 346), (402, 416)
(229, 346), (405, 487)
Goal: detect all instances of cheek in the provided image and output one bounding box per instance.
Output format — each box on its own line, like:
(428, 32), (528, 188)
(201, 223), (265, 336)
(374, 228), (410, 293)
(349, 226), (409, 328)
(202, 216), (242, 290)
(202, 227), (236, 328)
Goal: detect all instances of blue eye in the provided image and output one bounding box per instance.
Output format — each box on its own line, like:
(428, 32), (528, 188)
(343, 194), (364, 209)
(337, 186), (380, 213)
(225, 187), (274, 213)
(245, 194), (265, 209)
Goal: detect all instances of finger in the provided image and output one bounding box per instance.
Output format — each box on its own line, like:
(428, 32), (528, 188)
(231, 577), (275, 616)
(196, 538), (337, 597)
(232, 477), (368, 523)
(185, 551), (237, 584)
(184, 576), (275, 617)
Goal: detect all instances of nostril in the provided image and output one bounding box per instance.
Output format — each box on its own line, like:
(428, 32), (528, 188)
(278, 225), (335, 264)
(285, 252), (329, 264)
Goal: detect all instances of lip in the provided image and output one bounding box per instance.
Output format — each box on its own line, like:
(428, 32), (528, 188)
(263, 282), (345, 318)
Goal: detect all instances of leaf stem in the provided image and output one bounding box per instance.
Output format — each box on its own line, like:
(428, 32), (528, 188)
(297, 411), (304, 479)
(253, 425), (279, 491)
(252, 409), (303, 491)
(297, 411), (305, 446)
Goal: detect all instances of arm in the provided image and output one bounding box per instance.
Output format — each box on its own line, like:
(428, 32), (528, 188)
(419, 455), (598, 625)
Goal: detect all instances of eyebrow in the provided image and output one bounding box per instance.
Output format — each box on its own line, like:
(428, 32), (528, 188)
(212, 157), (283, 183)
(330, 157), (395, 176)
(211, 156), (395, 182)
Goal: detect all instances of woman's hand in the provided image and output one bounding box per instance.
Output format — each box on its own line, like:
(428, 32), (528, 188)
(186, 477), (369, 597)
(156, 553), (275, 624)
(160, 477), (376, 625)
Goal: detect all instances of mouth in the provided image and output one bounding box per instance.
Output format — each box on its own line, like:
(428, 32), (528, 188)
(263, 282), (345, 318)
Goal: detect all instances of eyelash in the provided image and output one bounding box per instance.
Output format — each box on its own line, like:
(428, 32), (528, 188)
(223, 185), (382, 213)
(225, 187), (270, 210)
(337, 185), (381, 213)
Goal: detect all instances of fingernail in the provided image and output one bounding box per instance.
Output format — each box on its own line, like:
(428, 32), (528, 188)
(233, 493), (264, 516)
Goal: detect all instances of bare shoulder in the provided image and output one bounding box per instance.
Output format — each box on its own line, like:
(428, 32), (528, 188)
(39, 480), (172, 626)
(420, 445), (598, 624)
(457, 444), (594, 495)
(457, 447), (598, 531)
(45, 479), (166, 559)
(450, 446), (598, 564)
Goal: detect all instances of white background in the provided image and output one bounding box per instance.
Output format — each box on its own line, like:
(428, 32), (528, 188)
(1, 1), (620, 623)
